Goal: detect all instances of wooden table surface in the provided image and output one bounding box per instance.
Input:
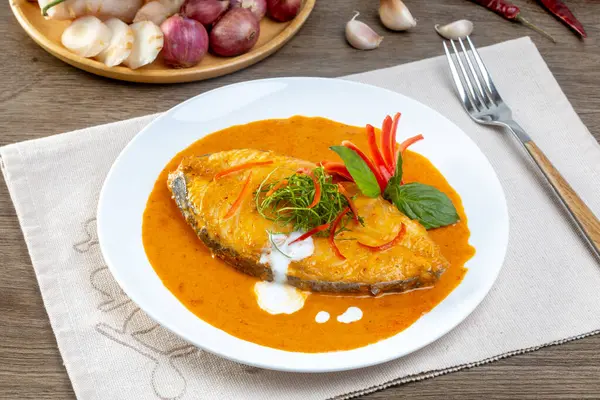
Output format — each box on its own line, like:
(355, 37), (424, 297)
(2, 0), (600, 399)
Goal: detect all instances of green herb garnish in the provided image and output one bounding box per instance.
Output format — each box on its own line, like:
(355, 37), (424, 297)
(329, 146), (381, 198)
(256, 167), (360, 235)
(383, 151), (459, 229)
(326, 114), (459, 230)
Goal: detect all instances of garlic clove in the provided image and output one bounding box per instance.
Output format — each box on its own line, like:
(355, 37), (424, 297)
(435, 19), (474, 40)
(345, 12), (383, 50)
(379, 0), (416, 31)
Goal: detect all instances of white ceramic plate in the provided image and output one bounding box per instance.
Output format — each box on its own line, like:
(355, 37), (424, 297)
(97, 77), (509, 373)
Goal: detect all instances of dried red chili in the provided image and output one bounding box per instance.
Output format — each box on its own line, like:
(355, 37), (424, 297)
(536, 0), (586, 38)
(470, 0), (556, 42)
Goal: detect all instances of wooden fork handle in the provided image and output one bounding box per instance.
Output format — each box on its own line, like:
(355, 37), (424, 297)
(524, 140), (600, 258)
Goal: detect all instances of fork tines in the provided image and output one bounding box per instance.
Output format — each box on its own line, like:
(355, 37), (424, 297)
(443, 36), (502, 114)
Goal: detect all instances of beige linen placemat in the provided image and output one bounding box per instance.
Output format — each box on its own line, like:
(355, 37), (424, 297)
(2, 37), (600, 400)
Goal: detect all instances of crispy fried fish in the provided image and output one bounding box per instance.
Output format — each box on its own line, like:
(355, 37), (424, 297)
(167, 149), (449, 295)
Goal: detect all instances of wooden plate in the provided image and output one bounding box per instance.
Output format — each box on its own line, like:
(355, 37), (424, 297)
(10, 0), (316, 83)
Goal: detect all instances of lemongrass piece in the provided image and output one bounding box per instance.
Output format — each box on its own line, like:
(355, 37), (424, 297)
(159, 0), (186, 15)
(345, 11), (383, 50)
(61, 16), (112, 58)
(379, 0), (416, 31)
(123, 21), (164, 69)
(95, 18), (134, 67)
(134, 1), (170, 25)
(434, 19), (474, 40)
(39, 0), (143, 23)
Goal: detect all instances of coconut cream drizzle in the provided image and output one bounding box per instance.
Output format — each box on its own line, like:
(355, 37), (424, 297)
(337, 307), (363, 323)
(254, 232), (313, 315)
(315, 311), (330, 323)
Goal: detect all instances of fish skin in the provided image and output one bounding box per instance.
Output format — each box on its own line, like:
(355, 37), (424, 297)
(167, 149), (449, 296)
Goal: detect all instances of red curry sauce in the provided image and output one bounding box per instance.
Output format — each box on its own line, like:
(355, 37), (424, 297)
(142, 116), (475, 353)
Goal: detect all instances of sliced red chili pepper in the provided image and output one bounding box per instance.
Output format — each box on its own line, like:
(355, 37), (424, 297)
(341, 140), (388, 193)
(329, 207), (350, 260)
(337, 183), (359, 223)
(379, 165), (392, 181)
(389, 113), (402, 170)
(214, 160), (273, 180)
(397, 134), (424, 154)
(289, 223), (331, 245)
(380, 115), (394, 170)
(224, 172), (253, 219)
(265, 179), (288, 197)
(296, 168), (321, 208)
(358, 224), (406, 251)
(366, 124), (391, 176)
(323, 163), (354, 182)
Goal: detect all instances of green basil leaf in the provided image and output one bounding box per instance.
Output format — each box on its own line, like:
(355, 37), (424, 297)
(330, 146), (381, 198)
(395, 150), (403, 180)
(384, 182), (459, 229)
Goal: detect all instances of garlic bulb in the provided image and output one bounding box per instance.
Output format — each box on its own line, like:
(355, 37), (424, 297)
(379, 0), (416, 31)
(435, 19), (474, 40)
(345, 12), (383, 50)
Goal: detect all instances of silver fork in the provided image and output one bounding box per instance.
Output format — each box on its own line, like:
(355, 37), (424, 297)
(444, 36), (600, 260)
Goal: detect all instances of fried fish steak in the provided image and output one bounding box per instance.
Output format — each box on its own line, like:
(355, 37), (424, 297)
(167, 149), (449, 295)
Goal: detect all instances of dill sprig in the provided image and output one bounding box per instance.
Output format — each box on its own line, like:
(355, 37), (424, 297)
(255, 167), (360, 236)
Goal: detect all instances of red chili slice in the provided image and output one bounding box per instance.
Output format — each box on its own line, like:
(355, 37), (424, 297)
(397, 134), (424, 154)
(224, 172), (253, 219)
(265, 179), (289, 197)
(329, 207), (351, 260)
(380, 115), (394, 171)
(366, 124), (391, 177)
(323, 163), (354, 182)
(389, 113), (402, 170)
(337, 183), (359, 223)
(296, 168), (321, 208)
(358, 224), (406, 251)
(214, 160), (273, 180)
(289, 223), (331, 245)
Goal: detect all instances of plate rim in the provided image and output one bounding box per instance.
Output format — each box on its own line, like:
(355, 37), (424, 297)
(97, 76), (510, 372)
(10, 0), (316, 84)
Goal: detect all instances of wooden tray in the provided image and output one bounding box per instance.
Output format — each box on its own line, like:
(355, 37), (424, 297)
(10, 0), (316, 83)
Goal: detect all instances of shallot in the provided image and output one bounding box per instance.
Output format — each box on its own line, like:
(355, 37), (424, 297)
(134, 1), (170, 26)
(123, 21), (164, 69)
(161, 15), (209, 68)
(434, 19), (474, 40)
(231, 0), (267, 20)
(379, 0), (416, 31)
(39, 0), (143, 23)
(267, 0), (301, 22)
(345, 12), (383, 50)
(95, 18), (134, 67)
(181, 0), (230, 26)
(61, 16), (112, 58)
(210, 8), (260, 57)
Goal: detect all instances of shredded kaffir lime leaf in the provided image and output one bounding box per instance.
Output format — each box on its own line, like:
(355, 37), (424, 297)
(255, 167), (361, 236)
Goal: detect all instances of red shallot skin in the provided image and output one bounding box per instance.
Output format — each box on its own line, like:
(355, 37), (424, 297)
(209, 8), (260, 57)
(180, 0), (230, 25)
(267, 0), (301, 22)
(230, 0), (267, 20)
(161, 15), (209, 68)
